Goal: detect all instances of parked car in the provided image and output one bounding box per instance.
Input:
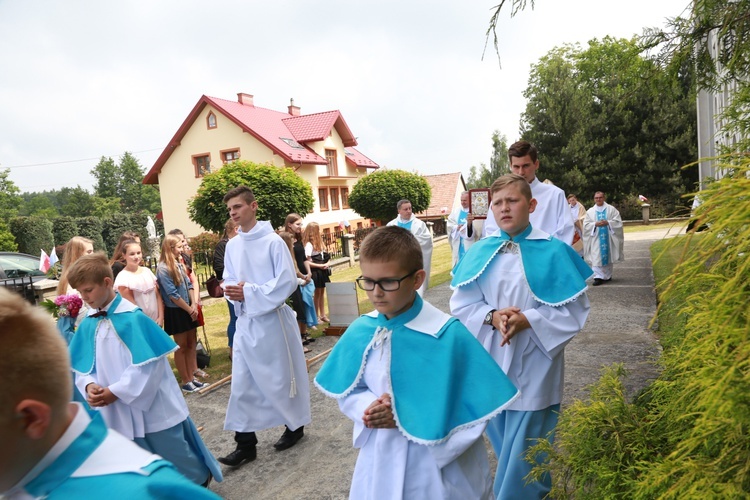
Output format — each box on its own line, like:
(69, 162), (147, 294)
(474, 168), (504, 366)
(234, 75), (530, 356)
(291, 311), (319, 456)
(0, 252), (49, 280)
(0, 252), (54, 304)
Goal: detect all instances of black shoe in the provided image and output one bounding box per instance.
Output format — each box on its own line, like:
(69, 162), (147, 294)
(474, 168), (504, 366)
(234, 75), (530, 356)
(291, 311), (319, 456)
(218, 446), (256, 466)
(593, 278), (603, 286)
(273, 426), (304, 451)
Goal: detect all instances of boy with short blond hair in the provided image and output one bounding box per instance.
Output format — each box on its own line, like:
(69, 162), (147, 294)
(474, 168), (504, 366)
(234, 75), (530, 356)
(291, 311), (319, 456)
(450, 174), (592, 498)
(0, 287), (220, 499)
(66, 253), (222, 487)
(316, 226), (519, 499)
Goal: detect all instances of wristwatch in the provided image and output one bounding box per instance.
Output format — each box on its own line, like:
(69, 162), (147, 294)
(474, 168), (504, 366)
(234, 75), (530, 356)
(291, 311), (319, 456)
(484, 309), (496, 327)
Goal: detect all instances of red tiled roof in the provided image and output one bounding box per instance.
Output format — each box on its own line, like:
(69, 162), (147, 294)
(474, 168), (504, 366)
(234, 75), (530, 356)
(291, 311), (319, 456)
(282, 111), (357, 147)
(143, 94), (375, 184)
(344, 147), (379, 169)
(417, 172), (466, 218)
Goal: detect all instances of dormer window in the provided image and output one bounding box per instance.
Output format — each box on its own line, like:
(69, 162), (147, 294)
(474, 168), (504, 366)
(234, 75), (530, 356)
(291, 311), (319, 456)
(207, 112), (217, 129)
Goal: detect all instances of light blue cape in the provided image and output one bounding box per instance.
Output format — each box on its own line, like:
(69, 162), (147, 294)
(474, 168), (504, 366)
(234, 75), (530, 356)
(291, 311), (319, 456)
(315, 295), (519, 444)
(69, 294), (178, 375)
(451, 224), (593, 306)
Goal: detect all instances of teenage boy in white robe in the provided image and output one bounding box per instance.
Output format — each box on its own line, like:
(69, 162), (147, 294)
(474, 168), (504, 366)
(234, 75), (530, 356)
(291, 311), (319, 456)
(482, 140), (574, 246)
(218, 186), (311, 467)
(0, 288), (221, 499)
(316, 226), (519, 500)
(583, 191), (624, 285)
(450, 174), (592, 499)
(386, 199), (433, 296)
(66, 253), (222, 487)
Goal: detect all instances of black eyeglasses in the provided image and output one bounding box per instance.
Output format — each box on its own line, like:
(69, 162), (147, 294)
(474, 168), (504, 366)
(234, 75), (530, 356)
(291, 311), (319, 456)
(356, 270), (418, 292)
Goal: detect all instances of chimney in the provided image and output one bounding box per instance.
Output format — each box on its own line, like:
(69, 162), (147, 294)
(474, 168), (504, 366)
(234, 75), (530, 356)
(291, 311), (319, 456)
(238, 93), (254, 106)
(288, 97), (300, 116)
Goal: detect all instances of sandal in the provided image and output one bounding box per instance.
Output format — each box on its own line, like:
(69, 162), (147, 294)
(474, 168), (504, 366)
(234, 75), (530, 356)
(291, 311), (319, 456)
(194, 369), (209, 379)
(303, 347), (312, 354)
(319, 316), (330, 323)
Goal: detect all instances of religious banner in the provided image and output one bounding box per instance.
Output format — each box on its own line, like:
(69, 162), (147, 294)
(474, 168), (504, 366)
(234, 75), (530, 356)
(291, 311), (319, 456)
(469, 188), (491, 219)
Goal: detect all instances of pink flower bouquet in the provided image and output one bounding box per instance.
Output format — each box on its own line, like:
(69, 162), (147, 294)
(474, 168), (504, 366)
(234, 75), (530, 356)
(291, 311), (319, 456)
(41, 294), (83, 319)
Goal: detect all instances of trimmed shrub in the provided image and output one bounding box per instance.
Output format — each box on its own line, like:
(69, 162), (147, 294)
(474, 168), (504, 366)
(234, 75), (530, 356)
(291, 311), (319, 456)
(52, 216), (79, 247)
(188, 161), (315, 233)
(76, 217), (106, 253)
(9, 216), (54, 255)
(348, 169), (431, 223)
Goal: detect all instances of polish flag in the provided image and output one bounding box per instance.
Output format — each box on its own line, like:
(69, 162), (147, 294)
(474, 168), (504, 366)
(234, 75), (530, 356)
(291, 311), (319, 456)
(39, 250), (51, 273)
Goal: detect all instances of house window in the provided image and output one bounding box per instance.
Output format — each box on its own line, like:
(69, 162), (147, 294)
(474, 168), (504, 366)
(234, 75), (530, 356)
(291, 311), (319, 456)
(193, 154), (211, 177)
(222, 149), (240, 163)
(325, 149), (338, 176)
(330, 187), (340, 210)
(318, 188), (329, 211)
(341, 187), (350, 208)
(207, 112), (217, 129)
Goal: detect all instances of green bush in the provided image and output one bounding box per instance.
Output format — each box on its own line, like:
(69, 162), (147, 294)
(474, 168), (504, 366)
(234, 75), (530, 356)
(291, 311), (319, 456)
(52, 216), (78, 247)
(102, 213), (135, 256)
(188, 161), (315, 232)
(0, 219), (18, 251)
(348, 169), (431, 223)
(527, 159), (750, 498)
(9, 216), (54, 255)
(76, 217), (106, 253)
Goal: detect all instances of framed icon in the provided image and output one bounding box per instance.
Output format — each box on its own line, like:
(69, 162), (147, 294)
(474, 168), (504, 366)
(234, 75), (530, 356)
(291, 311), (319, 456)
(469, 188), (491, 219)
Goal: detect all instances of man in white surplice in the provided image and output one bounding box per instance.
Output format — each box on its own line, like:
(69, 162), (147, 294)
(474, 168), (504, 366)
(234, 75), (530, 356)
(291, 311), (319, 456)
(447, 191), (482, 266)
(218, 186), (311, 467)
(387, 199), (433, 296)
(482, 140), (574, 245)
(583, 191), (624, 285)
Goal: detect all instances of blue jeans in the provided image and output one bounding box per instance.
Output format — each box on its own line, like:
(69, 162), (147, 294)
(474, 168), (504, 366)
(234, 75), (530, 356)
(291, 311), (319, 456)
(226, 299), (237, 347)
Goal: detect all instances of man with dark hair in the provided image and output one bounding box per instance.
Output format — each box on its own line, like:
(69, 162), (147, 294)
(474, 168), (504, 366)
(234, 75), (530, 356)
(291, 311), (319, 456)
(483, 140), (574, 246)
(217, 185), (311, 467)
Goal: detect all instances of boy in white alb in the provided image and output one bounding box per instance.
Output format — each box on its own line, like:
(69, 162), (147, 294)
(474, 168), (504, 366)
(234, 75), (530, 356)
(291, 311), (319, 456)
(218, 186), (311, 467)
(66, 253), (221, 487)
(316, 226), (519, 500)
(451, 174), (592, 499)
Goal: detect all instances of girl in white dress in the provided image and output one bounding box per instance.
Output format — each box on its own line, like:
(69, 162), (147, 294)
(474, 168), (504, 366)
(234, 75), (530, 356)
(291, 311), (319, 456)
(113, 239), (164, 326)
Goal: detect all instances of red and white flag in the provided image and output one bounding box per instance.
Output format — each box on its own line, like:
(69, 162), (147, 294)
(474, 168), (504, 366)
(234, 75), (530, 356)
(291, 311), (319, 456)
(39, 249), (50, 273)
(638, 194), (649, 202)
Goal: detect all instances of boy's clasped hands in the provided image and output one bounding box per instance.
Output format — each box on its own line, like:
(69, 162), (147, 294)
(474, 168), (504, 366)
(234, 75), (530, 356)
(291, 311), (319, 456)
(363, 393), (396, 429)
(490, 307), (531, 347)
(86, 383), (118, 407)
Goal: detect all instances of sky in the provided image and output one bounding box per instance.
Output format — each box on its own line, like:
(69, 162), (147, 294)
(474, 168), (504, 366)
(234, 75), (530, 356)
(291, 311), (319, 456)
(0, 0), (691, 194)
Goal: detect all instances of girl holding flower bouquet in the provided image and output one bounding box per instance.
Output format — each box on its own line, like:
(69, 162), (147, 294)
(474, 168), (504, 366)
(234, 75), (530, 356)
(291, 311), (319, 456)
(114, 239), (164, 326)
(55, 236), (94, 335)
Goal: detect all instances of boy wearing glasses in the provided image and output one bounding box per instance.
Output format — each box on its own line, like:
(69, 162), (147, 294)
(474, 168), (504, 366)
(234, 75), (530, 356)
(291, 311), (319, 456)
(315, 226), (519, 499)
(450, 174), (592, 499)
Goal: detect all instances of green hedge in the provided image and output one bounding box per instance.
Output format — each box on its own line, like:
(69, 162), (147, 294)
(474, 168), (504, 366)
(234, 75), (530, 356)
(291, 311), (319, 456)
(52, 216), (78, 247)
(9, 216), (54, 255)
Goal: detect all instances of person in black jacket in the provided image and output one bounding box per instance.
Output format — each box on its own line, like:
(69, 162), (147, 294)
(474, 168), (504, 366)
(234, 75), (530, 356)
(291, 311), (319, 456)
(213, 219), (239, 359)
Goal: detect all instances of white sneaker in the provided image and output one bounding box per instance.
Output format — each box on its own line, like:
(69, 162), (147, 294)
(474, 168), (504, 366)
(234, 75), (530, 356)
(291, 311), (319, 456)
(181, 382), (199, 393)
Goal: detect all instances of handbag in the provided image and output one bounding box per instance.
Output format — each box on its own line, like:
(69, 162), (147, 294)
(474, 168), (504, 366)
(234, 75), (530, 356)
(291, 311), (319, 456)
(196, 313), (212, 369)
(205, 275), (224, 298)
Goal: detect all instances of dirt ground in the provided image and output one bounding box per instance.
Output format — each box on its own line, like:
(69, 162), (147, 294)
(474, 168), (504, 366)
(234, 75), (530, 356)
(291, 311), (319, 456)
(188, 226), (681, 499)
